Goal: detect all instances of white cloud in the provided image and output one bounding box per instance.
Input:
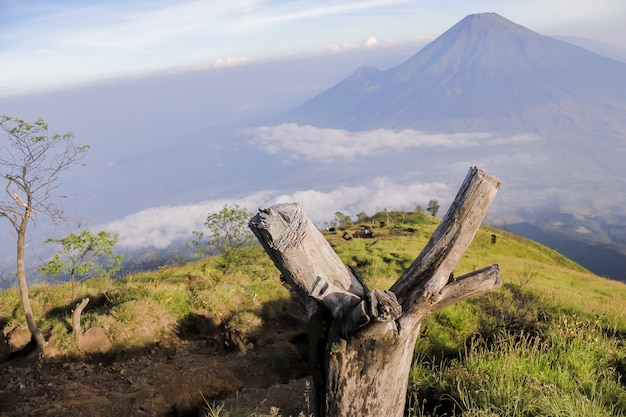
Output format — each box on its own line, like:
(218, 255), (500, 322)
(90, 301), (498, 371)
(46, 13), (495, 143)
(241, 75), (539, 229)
(102, 191), (273, 249)
(249, 124), (538, 161)
(245, 0), (409, 26)
(363, 36), (378, 47)
(101, 178), (451, 250)
(213, 57), (250, 68)
(329, 42), (360, 53)
(273, 178), (450, 221)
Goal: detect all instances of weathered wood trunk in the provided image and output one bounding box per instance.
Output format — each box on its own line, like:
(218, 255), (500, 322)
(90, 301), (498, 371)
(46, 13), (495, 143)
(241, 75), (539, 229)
(249, 167), (502, 417)
(72, 298), (90, 340)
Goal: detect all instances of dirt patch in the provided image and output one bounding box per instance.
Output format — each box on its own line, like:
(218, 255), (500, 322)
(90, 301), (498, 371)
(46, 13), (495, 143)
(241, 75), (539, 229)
(220, 377), (313, 417)
(79, 327), (113, 353)
(5, 325), (31, 352)
(0, 308), (311, 417)
(0, 337), (10, 362)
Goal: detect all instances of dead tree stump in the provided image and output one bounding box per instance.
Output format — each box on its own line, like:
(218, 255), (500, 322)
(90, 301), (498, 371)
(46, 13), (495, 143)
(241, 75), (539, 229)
(72, 297), (90, 341)
(249, 167), (502, 417)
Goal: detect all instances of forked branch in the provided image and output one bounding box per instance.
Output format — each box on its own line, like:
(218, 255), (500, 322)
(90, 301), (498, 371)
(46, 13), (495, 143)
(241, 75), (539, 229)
(250, 167), (502, 335)
(390, 166), (502, 319)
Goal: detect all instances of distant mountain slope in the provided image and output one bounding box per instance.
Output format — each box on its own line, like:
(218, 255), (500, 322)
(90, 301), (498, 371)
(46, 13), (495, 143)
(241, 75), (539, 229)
(555, 36), (626, 64)
(508, 221), (626, 283)
(285, 13), (626, 135)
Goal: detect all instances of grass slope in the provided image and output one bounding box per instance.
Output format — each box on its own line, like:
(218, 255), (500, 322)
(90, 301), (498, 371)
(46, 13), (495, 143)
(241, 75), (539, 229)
(1, 211), (625, 416)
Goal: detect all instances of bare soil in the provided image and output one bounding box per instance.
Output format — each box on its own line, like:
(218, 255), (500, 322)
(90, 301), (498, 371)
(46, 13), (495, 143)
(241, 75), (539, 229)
(0, 307), (312, 417)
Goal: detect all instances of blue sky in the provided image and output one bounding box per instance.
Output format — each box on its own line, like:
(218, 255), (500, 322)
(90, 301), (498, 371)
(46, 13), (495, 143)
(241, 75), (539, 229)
(1, 0), (625, 97)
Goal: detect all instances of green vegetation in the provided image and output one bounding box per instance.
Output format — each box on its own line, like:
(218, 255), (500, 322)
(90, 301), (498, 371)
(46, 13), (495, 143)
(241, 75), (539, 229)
(0, 115), (88, 358)
(1, 245), (288, 353)
(39, 229), (123, 300)
(317, 211), (625, 417)
(1, 209), (625, 416)
(330, 211), (354, 228)
(426, 199), (440, 217)
(191, 204), (258, 273)
(409, 283), (626, 416)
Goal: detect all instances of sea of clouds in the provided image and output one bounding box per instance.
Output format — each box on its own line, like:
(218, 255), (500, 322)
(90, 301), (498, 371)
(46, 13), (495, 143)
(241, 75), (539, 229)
(97, 123), (537, 250)
(249, 123), (538, 161)
(101, 177), (451, 250)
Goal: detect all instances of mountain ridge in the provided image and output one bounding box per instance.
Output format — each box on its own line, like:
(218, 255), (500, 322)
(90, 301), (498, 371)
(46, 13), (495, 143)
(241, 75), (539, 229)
(285, 12), (626, 133)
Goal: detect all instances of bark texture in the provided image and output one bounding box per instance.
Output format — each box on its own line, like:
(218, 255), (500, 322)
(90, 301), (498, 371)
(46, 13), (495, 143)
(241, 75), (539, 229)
(72, 298), (90, 340)
(16, 214), (45, 361)
(249, 167), (502, 417)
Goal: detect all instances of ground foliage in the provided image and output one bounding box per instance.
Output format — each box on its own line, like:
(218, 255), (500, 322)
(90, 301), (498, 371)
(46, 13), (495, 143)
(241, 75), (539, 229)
(0, 210), (625, 416)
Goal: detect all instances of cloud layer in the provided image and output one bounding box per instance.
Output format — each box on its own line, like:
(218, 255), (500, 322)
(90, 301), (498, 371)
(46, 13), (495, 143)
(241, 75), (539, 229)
(249, 123), (538, 161)
(102, 178), (450, 249)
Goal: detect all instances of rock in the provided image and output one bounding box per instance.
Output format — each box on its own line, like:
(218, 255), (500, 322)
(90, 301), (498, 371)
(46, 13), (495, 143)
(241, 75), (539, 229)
(79, 327), (112, 353)
(6, 326), (31, 352)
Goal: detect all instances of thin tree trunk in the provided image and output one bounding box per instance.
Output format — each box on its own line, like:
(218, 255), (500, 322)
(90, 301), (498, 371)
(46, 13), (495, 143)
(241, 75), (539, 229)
(250, 167), (502, 417)
(70, 269), (76, 301)
(72, 298), (90, 340)
(16, 225), (45, 361)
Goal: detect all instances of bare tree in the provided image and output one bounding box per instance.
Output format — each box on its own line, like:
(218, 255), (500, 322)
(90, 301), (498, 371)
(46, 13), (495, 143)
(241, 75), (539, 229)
(0, 116), (88, 361)
(249, 167), (501, 417)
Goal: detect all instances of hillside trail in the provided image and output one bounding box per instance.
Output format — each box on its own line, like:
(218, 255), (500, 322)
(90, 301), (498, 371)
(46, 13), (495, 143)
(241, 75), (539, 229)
(0, 308), (311, 417)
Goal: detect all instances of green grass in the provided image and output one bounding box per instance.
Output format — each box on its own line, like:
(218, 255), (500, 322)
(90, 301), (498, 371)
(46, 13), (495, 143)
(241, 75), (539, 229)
(1, 212), (625, 416)
(0, 245), (289, 355)
(409, 314), (626, 416)
(401, 224), (626, 416)
(327, 217), (626, 416)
